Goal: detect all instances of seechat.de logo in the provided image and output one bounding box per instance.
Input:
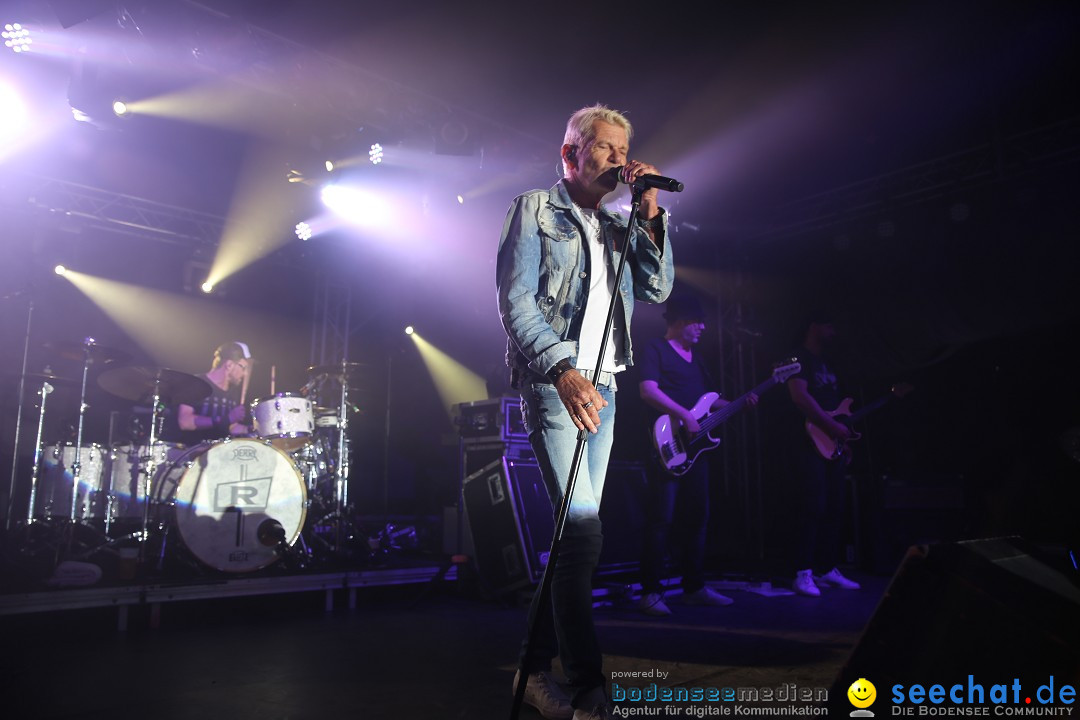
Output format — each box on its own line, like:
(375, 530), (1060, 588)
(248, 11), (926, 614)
(849, 678), (878, 717)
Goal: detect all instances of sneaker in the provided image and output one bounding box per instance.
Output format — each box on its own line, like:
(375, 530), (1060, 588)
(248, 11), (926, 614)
(680, 587), (734, 606)
(636, 592), (672, 616)
(573, 705), (613, 720)
(793, 569), (820, 597)
(819, 567), (861, 590)
(514, 670), (573, 720)
(573, 688), (611, 720)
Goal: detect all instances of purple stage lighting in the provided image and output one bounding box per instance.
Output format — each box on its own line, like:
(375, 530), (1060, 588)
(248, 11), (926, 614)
(2, 23), (32, 53)
(368, 143), (383, 165)
(0, 83), (28, 143)
(295, 221), (312, 241)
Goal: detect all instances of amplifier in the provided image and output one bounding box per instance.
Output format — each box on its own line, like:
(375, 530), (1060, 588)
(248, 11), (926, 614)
(454, 396), (526, 443)
(463, 457), (647, 595)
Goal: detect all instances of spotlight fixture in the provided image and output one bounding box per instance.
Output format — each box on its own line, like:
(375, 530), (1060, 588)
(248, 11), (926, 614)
(54, 264), (67, 276)
(295, 221), (312, 241)
(200, 281), (213, 294)
(404, 326), (414, 336)
(2, 23), (32, 53)
(286, 168), (305, 184)
(324, 160), (335, 172)
(368, 143), (383, 165)
(112, 100), (128, 116)
(456, 195), (464, 205)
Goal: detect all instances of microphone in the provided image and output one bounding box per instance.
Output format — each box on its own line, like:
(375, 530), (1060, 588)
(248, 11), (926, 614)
(257, 518), (287, 547)
(614, 167), (684, 192)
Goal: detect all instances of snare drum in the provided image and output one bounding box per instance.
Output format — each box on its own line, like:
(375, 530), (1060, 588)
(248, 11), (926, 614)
(153, 438), (307, 573)
(250, 393), (314, 451)
(38, 443), (108, 520)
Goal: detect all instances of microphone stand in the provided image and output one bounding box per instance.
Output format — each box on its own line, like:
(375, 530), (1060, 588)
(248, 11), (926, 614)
(510, 186), (645, 720)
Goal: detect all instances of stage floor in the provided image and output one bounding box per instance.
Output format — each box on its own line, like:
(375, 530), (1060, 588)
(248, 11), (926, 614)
(0, 562), (887, 719)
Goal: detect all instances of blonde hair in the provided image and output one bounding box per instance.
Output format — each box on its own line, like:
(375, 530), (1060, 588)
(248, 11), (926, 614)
(561, 104), (633, 176)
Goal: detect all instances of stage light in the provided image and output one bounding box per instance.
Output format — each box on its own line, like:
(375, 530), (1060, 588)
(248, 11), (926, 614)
(368, 143), (383, 165)
(2, 23), (31, 53)
(0, 83), (28, 144)
(404, 326), (414, 336)
(200, 281), (213, 294)
(112, 100), (128, 116)
(456, 195), (464, 205)
(320, 184), (388, 226)
(324, 160), (335, 172)
(54, 265), (67, 276)
(295, 221), (312, 241)
(286, 169), (305, 183)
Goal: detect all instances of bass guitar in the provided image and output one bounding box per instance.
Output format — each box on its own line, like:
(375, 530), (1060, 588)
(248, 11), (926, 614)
(806, 382), (914, 461)
(653, 360), (801, 476)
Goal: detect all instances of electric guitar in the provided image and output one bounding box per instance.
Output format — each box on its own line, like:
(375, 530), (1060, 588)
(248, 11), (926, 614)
(806, 382), (914, 461)
(652, 360), (802, 476)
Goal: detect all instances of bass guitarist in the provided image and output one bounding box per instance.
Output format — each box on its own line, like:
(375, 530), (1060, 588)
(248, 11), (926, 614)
(635, 293), (757, 615)
(784, 312), (862, 597)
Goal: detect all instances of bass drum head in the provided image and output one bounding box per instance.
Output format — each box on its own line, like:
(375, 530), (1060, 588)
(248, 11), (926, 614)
(160, 438), (307, 573)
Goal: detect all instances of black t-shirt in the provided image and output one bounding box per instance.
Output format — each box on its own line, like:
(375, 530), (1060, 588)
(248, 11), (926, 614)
(160, 376), (242, 446)
(788, 346), (841, 412)
(636, 337), (713, 421)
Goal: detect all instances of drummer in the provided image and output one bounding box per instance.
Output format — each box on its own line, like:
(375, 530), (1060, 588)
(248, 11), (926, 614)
(163, 341), (253, 445)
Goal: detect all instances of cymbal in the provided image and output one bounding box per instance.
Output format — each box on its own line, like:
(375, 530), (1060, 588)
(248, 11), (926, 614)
(43, 340), (131, 365)
(307, 362), (370, 378)
(11, 372), (79, 388)
(97, 366), (213, 406)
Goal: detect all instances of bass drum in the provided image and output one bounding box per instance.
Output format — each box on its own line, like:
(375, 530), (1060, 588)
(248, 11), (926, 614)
(154, 438), (307, 573)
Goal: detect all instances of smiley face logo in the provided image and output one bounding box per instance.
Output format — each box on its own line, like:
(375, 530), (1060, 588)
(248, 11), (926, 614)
(847, 678), (877, 709)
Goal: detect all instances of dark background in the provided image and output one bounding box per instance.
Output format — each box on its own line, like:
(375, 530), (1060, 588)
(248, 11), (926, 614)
(1, 0), (1078, 574)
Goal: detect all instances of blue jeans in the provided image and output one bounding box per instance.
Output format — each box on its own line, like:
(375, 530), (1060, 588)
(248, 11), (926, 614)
(518, 379), (616, 707)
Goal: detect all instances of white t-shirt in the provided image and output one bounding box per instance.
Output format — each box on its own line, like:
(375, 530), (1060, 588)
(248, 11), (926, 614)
(576, 208), (626, 374)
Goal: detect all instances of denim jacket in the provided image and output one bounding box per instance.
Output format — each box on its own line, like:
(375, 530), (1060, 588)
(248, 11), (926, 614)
(496, 180), (674, 384)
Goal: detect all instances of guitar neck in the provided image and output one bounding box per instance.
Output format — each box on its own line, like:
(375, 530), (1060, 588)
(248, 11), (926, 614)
(843, 392), (895, 425)
(698, 376), (778, 433)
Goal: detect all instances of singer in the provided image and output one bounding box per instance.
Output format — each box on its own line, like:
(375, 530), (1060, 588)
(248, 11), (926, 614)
(496, 104), (674, 720)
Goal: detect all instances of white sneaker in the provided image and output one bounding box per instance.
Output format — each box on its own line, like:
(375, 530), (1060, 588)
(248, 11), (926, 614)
(514, 670), (573, 720)
(573, 705), (613, 720)
(819, 567), (861, 590)
(636, 592), (672, 616)
(681, 587), (734, 606)
(793, 569), (820, 597)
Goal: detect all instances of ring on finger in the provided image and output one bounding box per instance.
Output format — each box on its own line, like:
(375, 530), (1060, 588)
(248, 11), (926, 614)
(582, 401), (594, 410)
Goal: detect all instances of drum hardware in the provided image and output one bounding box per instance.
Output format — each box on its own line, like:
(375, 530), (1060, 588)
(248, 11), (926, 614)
(148, 438), (308, 573)
(251, 393), (314, 452)
(303, 359), (362, 558)
(97, 365), (213, 564)
(26, 380), (54, 526)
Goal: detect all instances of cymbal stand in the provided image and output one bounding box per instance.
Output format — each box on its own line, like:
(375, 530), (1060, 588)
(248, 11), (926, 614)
(68, 338), (96, 523)
(137, 374), (166, 564)
(333, 360), (352, 551)
(25, 381), (54, 524)
(5, 295), (32, 531)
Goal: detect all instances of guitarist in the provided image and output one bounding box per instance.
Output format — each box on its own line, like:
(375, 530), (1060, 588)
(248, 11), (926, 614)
(635, 293), (757, 616)
(784, 313), (861, 597)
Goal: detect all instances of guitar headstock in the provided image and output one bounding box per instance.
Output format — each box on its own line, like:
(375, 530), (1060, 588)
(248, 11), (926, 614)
(891, 382), (915, 398)
(772, 359), (801, 383)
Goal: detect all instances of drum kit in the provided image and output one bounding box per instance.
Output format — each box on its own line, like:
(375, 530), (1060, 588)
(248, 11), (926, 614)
(9, 338), (368, 581)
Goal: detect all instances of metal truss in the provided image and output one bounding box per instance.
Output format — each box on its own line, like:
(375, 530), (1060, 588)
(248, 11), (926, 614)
(712, 269), (768, 563)
(7, 174), (224, 247)
(752, 115), (1080, 244)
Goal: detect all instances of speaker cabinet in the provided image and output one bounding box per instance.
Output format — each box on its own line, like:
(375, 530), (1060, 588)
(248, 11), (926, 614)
(463, 457), (647, 595)
(829, 536), (1080, 712)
